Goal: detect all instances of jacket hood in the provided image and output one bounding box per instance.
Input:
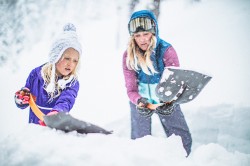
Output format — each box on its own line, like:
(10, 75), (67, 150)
(129, 10), (159, 37)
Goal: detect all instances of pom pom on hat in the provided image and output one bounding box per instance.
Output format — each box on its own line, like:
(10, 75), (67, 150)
(45, 23), (82, 94)
(63, 23), (76, 32)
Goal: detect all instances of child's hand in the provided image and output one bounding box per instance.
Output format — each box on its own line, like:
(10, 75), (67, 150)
(14, 87), (30, 108)
(47, 110), (58, 116)
(38, 111), (58, 126)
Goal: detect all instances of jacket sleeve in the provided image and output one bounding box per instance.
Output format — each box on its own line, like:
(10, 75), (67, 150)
(163, 46), (180, 67)
(52, 81), (79, 112)
(122, 51), (141, 105)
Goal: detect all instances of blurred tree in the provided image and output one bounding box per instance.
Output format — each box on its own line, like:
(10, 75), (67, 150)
(129, 0), (161, 20)
(0, 0), (56, 69)
(0, 0), (24, 67)
(152, 0), (161, 20)
(0, 0), (88, 69)
(129, 0), (139, 16)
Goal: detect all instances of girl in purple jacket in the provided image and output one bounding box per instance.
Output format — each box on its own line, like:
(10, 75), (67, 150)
(14, 23), (82, 125)
(123, 10), (192, 156)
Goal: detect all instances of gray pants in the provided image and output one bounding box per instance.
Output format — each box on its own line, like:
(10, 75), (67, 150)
(130, 102), (192, 156)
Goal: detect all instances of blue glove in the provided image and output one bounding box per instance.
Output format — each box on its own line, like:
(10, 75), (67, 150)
(156, 102), (175, 116)
(136, 97), (154, 117)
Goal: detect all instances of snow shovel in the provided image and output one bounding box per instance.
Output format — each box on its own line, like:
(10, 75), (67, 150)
(29, 94), (112, 134)
(145, 67), (212, 116)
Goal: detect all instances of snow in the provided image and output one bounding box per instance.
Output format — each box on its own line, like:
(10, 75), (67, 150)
(1, 0), (250, 165)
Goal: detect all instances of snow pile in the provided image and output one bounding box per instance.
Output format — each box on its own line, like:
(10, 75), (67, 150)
(0, 124), (249, 166)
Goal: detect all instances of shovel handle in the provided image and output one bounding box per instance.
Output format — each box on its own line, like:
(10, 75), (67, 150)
(146, 101), (174, 110)
(28, 94), (45, 121)
(146, 103), (164, 110)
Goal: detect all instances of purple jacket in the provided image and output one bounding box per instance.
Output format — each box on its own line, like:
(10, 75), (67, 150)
(22, 65), (79, 124)
(122, 46), (179, 105)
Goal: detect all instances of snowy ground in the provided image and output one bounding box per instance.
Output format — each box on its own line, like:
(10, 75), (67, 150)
(0, 0), (250, 165)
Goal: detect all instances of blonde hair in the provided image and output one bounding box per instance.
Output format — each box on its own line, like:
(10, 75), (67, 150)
(126, 35), (157, 75)
(41, 58), (80, 102)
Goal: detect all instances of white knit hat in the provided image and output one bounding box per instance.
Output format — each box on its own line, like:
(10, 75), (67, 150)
(45, 23), (82, 93)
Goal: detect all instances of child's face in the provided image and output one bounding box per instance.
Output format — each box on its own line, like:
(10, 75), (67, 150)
(133, 31), (153, 51)
(56, 48), (79, 76)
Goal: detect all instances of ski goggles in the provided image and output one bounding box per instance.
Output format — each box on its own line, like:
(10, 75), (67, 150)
(128, 17), (156, 35)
